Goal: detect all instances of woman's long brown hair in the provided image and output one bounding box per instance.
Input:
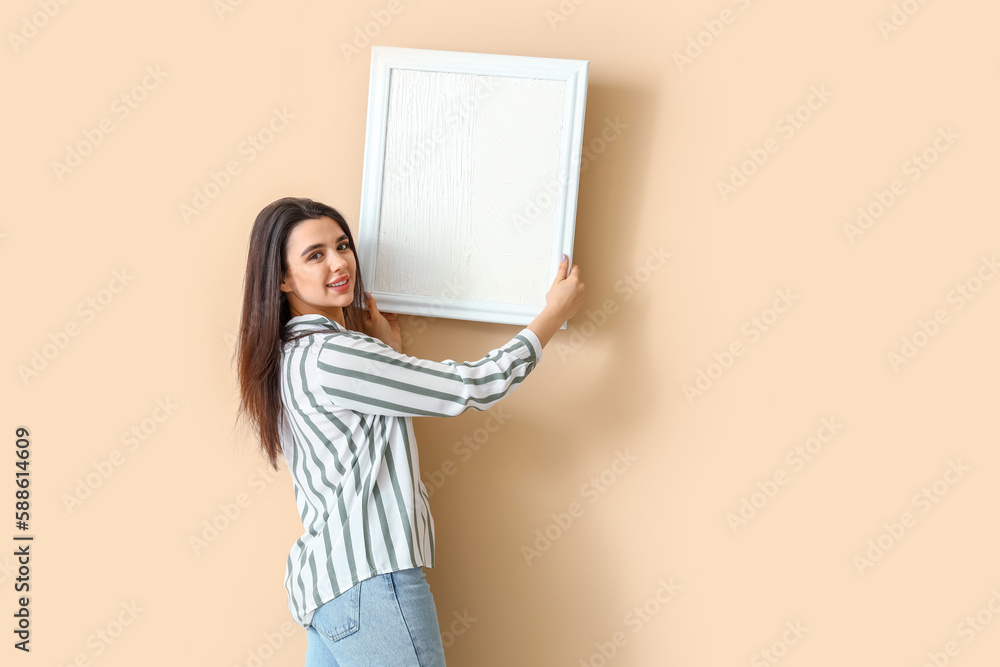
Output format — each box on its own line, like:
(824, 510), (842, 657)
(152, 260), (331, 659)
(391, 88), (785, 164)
(232, 196), (368, 471)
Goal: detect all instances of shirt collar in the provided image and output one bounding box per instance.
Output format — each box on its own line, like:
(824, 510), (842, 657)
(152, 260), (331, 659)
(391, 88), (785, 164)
(286, 314), (346, 332)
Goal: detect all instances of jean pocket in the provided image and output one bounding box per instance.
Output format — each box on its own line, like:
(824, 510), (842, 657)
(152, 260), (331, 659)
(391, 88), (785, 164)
(310, 584), (361, 642)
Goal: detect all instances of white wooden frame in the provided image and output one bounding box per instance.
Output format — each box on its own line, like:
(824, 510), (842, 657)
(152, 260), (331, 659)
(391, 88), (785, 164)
(357, 46), (589, 328)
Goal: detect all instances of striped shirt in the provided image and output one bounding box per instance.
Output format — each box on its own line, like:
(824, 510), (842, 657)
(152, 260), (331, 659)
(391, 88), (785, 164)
(278, 313), (544, 628)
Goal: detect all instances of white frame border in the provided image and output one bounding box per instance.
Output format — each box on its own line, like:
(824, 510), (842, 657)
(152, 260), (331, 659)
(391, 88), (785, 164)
(357, 46), (589, 328)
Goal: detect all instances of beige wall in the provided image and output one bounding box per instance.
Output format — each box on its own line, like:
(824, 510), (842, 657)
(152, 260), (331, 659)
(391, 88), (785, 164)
(4, 0), (999, 665)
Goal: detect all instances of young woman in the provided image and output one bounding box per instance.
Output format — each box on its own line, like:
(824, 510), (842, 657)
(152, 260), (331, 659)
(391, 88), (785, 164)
(234, 196), (585, 666)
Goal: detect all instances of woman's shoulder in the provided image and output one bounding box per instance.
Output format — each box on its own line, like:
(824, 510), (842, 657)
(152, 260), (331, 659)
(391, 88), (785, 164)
(282, 325), (382, 355)
(285, 315), (358, 341)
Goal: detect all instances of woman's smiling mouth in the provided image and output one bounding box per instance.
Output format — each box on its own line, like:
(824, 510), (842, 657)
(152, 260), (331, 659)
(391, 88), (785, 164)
(328, 276), (350, 292)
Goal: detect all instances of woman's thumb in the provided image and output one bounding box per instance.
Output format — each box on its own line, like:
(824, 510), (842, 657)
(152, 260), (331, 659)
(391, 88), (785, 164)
(553, 254), (569, 283)
(364, 290), (378, 312)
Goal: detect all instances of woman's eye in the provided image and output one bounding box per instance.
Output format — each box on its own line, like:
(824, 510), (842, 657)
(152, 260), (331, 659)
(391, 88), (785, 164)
(308, 244), (347, 259)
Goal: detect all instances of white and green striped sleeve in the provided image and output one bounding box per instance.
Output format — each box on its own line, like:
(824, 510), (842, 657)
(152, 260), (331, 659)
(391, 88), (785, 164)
(314, 328), (544, 417)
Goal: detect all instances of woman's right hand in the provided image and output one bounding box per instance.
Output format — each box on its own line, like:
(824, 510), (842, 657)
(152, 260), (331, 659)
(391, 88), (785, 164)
(545, 254), (585, 322)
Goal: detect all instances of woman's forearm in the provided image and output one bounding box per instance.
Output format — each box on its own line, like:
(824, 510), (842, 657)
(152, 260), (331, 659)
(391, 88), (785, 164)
(527, 308), (565, 348)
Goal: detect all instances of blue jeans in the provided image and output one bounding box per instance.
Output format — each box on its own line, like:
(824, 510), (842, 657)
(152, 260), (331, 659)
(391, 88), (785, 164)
(305, 567), (447, 666)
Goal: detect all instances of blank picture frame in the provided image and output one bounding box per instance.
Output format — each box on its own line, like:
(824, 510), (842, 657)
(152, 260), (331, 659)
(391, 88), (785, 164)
(357, 46), (589, 328)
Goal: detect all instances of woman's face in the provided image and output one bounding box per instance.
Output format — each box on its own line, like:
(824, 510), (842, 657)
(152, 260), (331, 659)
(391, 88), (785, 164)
(280, 216), (357, 326)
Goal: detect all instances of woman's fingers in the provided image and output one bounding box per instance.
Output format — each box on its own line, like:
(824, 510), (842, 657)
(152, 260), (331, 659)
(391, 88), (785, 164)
(553, 254), (569, 284)
(364, 290), (380, 315)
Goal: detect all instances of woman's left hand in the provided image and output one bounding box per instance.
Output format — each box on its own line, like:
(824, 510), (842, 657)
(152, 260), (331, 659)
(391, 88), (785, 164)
(360, 291), (403, 353)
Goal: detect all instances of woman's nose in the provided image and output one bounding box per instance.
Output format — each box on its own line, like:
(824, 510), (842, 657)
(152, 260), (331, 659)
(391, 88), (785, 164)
(329, 253), (348, 271)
